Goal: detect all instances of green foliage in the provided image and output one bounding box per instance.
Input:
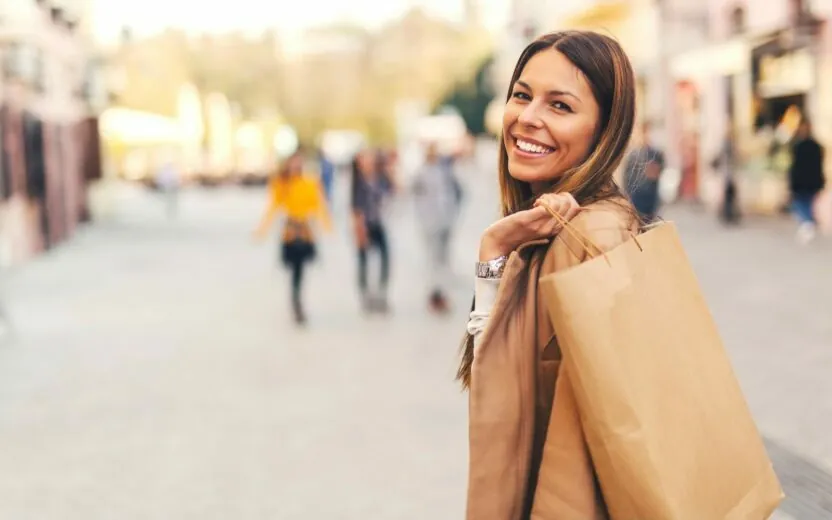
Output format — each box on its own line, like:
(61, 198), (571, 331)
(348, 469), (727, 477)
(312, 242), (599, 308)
(436, 54), (495, 136)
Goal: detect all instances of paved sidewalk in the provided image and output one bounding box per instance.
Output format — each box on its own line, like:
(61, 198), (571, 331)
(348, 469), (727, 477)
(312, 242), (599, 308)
(0, 176), (828, 518)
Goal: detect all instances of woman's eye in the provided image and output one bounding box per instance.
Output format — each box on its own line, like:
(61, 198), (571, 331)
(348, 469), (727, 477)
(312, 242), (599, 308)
(512, 91), (531, 101)
(551, 101), (572, 112)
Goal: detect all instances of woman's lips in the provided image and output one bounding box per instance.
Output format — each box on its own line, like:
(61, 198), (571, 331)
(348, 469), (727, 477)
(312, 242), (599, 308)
(513, 137), (555, 158)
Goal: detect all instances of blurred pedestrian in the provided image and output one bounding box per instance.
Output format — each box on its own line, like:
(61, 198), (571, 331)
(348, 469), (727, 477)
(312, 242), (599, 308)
(155, 159), (180, 220)
(712, 126), (740, 225)
(378, 148), (399, 189)
(412, 142), (463, 314)
(623, 121), (664, 221)
(458, 31), (643, 517)
(788, 118), (825, 244)
(254, 150), (331, 325)
(351, 148), (395, 313)
(317, 147), (335, 205)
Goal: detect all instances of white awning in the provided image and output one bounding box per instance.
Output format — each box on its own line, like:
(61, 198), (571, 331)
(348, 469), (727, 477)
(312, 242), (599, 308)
(671, 38), (750, 79)
(100, 108), (183, 144)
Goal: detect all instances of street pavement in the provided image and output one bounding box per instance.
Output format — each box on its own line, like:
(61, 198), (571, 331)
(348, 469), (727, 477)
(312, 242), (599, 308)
(0, 159), (830, 518)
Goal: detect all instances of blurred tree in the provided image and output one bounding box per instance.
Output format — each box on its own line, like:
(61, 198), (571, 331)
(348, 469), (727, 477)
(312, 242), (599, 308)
(279, 8), (493, 146)
(110, 29), (192, 116)
(186, 30), (284, 120)
(436, 54), (495, 135)
(109, 11), (493, 147)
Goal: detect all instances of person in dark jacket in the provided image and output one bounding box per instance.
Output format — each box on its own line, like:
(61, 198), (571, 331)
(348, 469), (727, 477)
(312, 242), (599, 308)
(351, 148), (395, 313)
(623, 122), (664, 222)
(711, 126), (741, 225)
(789, 118), (826, 243)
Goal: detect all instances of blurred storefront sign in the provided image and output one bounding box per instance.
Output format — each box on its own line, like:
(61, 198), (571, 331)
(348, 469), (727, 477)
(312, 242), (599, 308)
(757, 48), (815, 98)
(670, 38), (749, 79)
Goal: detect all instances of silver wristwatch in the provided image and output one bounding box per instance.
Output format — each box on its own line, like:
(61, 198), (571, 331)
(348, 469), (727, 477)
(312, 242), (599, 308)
(476, 255), (508, 279)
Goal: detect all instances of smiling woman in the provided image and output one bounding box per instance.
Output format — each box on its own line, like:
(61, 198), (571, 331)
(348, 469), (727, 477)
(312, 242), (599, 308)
(458, 31), (641, 519)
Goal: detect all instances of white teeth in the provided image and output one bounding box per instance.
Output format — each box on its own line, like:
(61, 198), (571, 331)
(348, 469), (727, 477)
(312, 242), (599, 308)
(516, 138), (553, 154)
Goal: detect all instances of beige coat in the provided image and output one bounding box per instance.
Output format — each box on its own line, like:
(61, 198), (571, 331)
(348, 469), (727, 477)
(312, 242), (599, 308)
(466, 201), (638, 520)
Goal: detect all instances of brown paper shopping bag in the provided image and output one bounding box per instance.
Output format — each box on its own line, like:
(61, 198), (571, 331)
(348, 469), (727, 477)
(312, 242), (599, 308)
(539, 221), (783, 520)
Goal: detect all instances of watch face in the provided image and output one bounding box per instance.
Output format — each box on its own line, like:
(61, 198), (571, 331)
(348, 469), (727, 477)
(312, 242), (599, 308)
(477, 256), (507, 278)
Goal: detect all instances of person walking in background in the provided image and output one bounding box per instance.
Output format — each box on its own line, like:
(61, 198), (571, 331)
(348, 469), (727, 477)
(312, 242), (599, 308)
(712, 126), (741, 225)
(317, 147), (335, 205)
(378, 148), (399, 189)
(623, 121), (664, 221)
(155, 158), (181, 220)
(351, 148), (395, 313)
(254, 150), (331, 325)
(789, 118), (825, 244)
(412, 141), (463, 314)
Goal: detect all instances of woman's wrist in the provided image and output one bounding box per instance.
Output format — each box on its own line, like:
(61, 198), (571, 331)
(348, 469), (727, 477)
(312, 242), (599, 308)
(479, 224), (515, 261)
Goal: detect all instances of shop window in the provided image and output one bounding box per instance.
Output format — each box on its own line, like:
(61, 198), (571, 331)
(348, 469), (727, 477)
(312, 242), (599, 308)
(3, 43), (44, 92)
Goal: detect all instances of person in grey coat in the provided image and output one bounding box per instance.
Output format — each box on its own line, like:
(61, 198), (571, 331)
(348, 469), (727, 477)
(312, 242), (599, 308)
(412, 142), (463, 314)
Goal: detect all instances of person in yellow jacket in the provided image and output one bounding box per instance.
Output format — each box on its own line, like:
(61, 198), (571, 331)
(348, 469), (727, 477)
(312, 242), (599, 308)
(255, 151), (331, 325)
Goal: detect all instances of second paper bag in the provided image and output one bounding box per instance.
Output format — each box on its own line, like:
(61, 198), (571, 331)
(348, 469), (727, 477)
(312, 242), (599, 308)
(539, 222), (782, 520)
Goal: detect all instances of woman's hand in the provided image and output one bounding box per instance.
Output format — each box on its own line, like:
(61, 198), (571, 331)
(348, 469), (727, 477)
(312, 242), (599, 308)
(479, 193), (582, 261)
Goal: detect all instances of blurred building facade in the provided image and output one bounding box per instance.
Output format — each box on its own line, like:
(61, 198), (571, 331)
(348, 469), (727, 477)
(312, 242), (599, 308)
(671, 0), (831, 213)
(492, 0), (831, 214)
(0, 0), (103, 266)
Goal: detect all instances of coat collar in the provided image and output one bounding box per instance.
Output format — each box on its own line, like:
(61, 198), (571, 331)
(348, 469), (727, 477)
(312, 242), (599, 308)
(516, 238), (551, 254)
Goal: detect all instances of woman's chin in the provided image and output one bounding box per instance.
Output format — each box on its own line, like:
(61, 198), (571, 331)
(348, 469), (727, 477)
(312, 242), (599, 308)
(507, 164), (557, 186)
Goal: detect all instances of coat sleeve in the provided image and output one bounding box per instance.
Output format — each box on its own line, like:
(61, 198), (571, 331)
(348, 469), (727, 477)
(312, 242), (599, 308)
(550, 203), (636, 267)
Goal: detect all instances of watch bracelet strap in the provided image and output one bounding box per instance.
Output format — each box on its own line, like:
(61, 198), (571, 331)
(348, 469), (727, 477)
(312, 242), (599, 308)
(476, 255), (508, 279)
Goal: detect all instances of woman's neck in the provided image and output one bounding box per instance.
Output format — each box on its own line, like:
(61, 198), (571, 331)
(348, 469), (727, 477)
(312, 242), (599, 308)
(530, 181), (554, 196)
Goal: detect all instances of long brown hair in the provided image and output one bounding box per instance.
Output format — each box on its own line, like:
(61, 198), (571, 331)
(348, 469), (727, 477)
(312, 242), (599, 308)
(456, 30), (637, 389)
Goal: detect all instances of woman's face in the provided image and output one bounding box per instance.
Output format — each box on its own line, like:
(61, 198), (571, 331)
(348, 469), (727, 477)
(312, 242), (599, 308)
(286, 154), (304, 174)
(357, 150), (377, 175)
(502, 48), (600, 192)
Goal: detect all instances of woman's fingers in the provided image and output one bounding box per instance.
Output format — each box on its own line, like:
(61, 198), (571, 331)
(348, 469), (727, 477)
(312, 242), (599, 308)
(535, 194), (579, 217)
(533, 193), (583, 236)
(563, 201), (582, 222)
(535, 194), (563, 216)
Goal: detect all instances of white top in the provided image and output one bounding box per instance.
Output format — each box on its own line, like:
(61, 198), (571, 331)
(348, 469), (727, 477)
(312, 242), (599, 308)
(466, 277), (501, 346)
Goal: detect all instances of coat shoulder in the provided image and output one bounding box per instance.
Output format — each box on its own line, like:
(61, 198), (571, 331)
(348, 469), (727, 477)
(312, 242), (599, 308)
(544, 199), (639, 271)
(573, 200), (639, 239)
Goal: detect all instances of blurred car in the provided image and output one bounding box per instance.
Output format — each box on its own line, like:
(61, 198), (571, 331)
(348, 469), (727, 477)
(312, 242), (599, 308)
(235, 170), (270, 187)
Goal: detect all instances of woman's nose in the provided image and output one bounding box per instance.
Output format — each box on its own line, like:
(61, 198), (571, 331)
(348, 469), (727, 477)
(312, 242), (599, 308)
(517, 102), (544, 128)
